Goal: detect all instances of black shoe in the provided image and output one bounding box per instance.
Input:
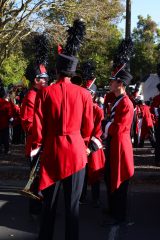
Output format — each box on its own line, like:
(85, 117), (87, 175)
(92, 200), (101, 208)
(102, 207), (110, 215)
(5, 150), (11, 155)
(101, 216), (119, 226)
(79, 198), (88, 205)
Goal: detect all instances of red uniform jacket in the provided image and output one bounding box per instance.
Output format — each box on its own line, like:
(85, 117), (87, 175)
(88, 103), (105, 184)
(136, 104), (153, 139)
(10, 101), (21, 126)
(20, 88), (37, 156)
(104, 92), (116, 116)
(32, 78), (94, 191)
(0, 98), (13, 130)
(107, 95), (134, 192)
(151, 94), (160, 113)
(150, 94), (160, 126)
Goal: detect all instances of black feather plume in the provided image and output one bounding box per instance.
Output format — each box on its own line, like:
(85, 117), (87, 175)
(81, 60), (96, 81)
(63, 19), (86, 56)
(0, 79), (5, 98)
(34, 34), (49, 67)
(113, 38), (133, 69)
(0, 78), (4, 88)
(25, 34), (49, 82)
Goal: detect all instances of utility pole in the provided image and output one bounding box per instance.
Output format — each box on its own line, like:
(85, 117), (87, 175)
(125, 0), (131, 71)
(125, 0), (131, 40)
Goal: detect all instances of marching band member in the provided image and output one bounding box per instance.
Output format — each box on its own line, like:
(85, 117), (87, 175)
(151, 82), (160, 165)
(87, 83), (105, 207)
(0, 80), (13, 154)
(31, 20), (93, 240)
(150, 83), (160, 126)
(104, 39), (134, 224)
(79, 61), (105, 206)
(135, 96), (155, 147)
(20, 34), (49, 215)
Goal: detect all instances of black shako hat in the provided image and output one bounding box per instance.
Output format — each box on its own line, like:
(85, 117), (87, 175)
(56, 19), (86, 76)
(25, 34), (49, 82)
(110, 68), (133, 86)
(110, 38), (134, 86)
(56, 54), (78, 76)
(81, 60), (96, 89)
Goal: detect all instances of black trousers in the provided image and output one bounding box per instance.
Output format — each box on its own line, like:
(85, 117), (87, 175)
(12, 124), (24, 144)
(38, 168), (85, 240)
(104, 138), (129, 222)
(91, 181), (100, 202)
(80, 165), (100, 202)
(0, 127), (9, 153)
(80, 166), (88, 202)
(155, 122), (160, 164)
(107, 180), (129, 222)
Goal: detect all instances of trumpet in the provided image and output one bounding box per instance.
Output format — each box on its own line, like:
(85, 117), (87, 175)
(20, 158), (42, 201)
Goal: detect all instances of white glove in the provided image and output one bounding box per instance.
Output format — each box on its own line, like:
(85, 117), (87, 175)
(30, 147), (41, 157)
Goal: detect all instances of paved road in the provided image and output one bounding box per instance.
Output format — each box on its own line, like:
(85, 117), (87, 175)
(0, 186), (109, 240)
(1, 143), (160, 240)
(1, 184), (160, 240)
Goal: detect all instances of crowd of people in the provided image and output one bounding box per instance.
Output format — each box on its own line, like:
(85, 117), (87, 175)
(0, 82), (27, 154)
(0, 19), (160, 240)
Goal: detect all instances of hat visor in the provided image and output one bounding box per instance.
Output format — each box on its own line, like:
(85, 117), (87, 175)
(36, 73), (49, 78)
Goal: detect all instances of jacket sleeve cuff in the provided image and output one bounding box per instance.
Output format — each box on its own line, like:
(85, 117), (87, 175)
(91, 136), (102, 149)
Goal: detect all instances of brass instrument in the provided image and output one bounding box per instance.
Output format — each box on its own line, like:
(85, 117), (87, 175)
(20, 158), (42, 201)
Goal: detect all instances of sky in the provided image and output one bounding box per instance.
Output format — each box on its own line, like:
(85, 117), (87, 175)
(118, 0), (160, 33)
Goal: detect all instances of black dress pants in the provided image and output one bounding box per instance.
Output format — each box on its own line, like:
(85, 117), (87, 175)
(155, 122), (160, 165)
(104, 138), (129, 222)
(0, 127), (9, 153)
(38, 167), (85, 240)
(108, 180), (129, 222)
(91, 181), (100, 202)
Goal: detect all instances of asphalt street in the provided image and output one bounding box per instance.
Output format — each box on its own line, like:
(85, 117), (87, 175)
(1, 184), (160, 240)
(1, 144), (160, 240)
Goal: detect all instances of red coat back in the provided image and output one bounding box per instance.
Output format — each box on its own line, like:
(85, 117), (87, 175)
(137, 104), (153, 139)
(32, 78), (94, 191)
(0, 98), (13, 130)
(107, 95), (134, 192)
(20, 88), (37, 156)
(88, 103), (105, 184)
(151, 94), (160, 113)
(150, 94), (160, 126)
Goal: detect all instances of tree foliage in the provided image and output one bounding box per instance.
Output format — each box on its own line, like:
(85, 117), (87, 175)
(0, 0), (52, 66)
(0, 54), (28, 86)
(0, 0), (125, 86)
(40, 0), (124, 85)
(131, 15), (160, 82)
